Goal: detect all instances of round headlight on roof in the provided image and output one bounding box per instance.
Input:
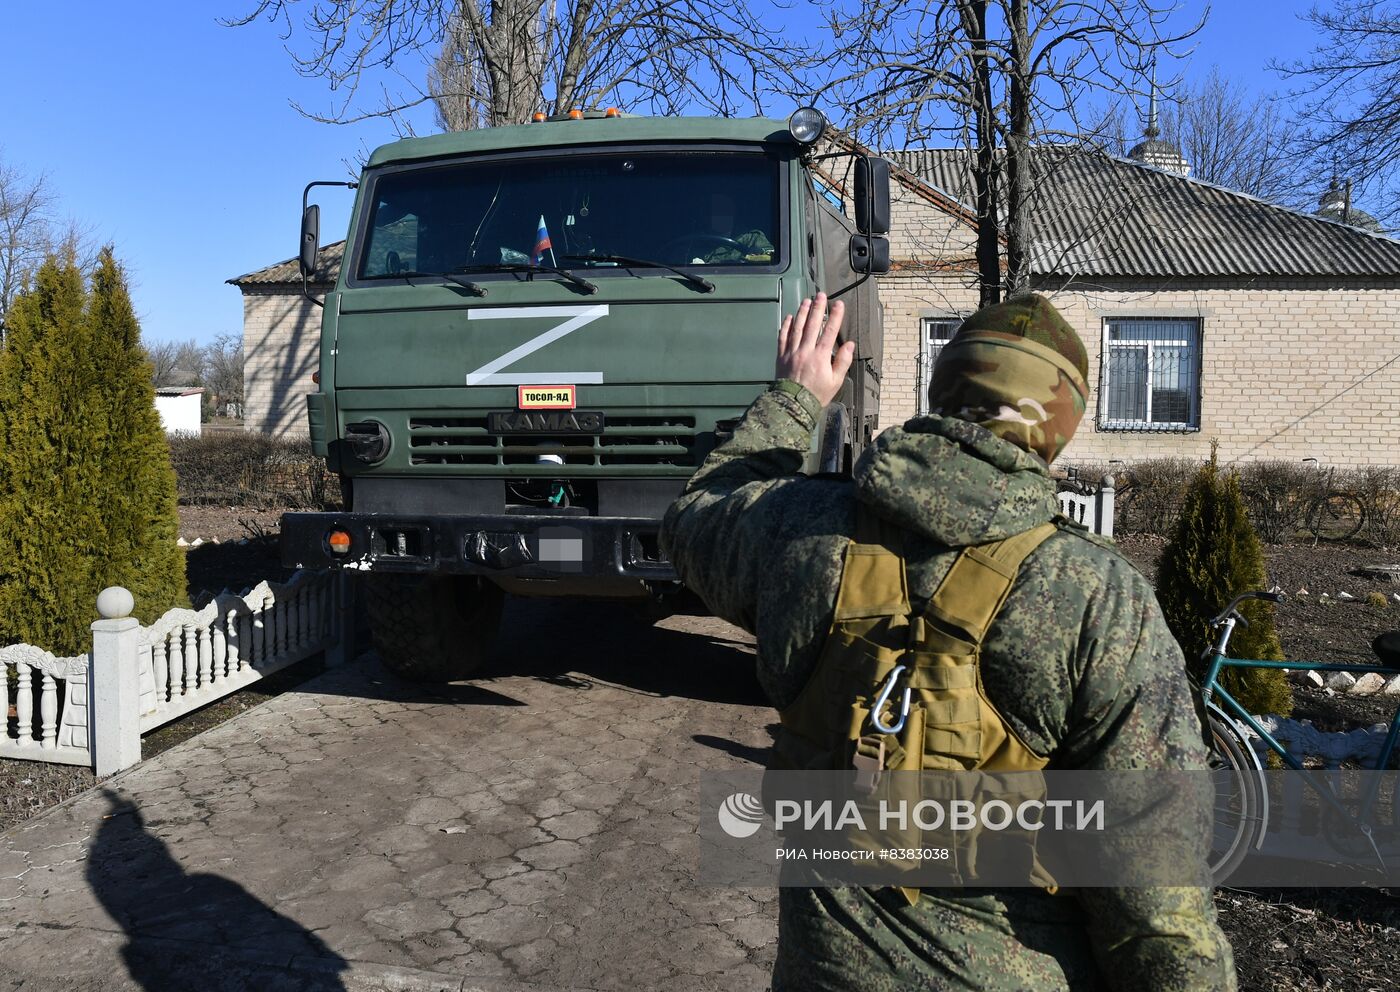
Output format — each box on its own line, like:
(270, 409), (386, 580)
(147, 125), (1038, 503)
(788, 107), (826, 145)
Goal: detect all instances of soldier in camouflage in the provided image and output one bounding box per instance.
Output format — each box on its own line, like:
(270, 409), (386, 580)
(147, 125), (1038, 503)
(660, 292), (1236, 991)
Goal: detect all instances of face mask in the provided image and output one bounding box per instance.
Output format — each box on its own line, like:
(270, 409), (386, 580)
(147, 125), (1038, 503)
(927, 332), (1089, 464)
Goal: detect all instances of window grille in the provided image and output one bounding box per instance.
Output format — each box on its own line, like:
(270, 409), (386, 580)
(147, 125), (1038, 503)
(918, 317), (961, 415)
(1099, 317), (1201, 431)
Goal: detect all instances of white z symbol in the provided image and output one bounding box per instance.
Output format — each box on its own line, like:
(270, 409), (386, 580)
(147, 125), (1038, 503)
(464, 304), (609, 386)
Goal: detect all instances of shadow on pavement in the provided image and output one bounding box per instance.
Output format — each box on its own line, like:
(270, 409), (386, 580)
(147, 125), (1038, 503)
(86, 789), (349, 992)
(692, 732), (776, 765)
(360, 678), (530, 707)
(272, 593), (765, 709)
(489, 597), (768, 706)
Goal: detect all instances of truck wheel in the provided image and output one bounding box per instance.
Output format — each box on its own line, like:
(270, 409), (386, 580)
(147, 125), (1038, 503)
(362, 575), (503, 682)
(817, 403), (851, 475)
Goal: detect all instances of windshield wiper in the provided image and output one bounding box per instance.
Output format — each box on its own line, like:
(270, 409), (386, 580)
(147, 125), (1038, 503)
(393, 270), (488, 296)
(457, 263), (597, 295)
(564, 254), (715, 293)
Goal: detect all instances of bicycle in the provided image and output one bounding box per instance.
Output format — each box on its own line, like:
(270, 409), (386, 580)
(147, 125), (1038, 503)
(1201, 591), (1400, 883)
(1301, 458), (1366, 543)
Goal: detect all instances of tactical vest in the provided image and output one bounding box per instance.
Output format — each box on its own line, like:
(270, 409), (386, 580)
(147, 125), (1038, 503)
(770, 507), (1060, 899)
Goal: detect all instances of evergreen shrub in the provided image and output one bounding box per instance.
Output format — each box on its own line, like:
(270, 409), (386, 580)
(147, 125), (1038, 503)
(0, 249), (186, 653)
(1155, 460), (1293, 716)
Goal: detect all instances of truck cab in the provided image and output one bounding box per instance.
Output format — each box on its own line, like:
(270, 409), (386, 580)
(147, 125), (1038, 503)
(281, 111), (890, 680)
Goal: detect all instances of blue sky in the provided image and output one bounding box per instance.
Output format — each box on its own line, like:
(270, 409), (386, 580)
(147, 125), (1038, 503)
(0, 2), (1327, 346)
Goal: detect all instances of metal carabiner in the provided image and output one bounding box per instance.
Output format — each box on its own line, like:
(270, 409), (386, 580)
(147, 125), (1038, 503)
(869, 664), (912, 735)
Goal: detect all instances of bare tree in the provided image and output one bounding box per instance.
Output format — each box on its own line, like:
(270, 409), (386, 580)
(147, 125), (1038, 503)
(821, 0), (1202, 304)
(1272, 1), (1400, 222)
(143, 341), (181, 386)
(227, 0), (798, 133)
(0, 156), (57, 338)
(143, 338), (208, 387)
(429, 0), (547, 130)
(202, 333), (245, 419)
(1094, 69), (1306, 206)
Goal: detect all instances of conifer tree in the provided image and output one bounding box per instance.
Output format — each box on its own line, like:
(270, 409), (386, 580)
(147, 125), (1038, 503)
(0, 249), (185, 654)
(1156, 459), (1293, 715)
(86, 248), (185, 623)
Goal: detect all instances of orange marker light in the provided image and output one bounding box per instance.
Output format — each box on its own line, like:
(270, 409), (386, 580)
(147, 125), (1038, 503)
(326, 529), (352, 555)
(568, 108), (584, 120)
(532, 112), (546, 122)
(604, 107), (620, 118)
(312, 370), (320, 384)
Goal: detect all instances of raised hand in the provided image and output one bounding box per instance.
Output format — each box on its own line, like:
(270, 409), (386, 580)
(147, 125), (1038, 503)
(775, 293), (853, 408)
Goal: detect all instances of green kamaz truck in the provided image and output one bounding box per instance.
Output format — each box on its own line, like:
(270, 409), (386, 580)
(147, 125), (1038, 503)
(282, 109), (891, 680)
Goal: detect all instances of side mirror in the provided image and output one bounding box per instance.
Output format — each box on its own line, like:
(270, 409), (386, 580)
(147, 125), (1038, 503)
(854, 157), (891, 236)
(849, 235), (891, 274)
(299, 204), (321, 279)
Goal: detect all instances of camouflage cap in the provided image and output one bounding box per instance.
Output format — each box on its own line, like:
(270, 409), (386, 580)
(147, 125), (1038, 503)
(928, 294), (1089, 465)
(953, 292), (1089, 381)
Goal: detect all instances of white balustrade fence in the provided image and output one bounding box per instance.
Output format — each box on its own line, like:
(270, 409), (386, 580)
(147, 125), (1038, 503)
(1056, 475), (1115, 537)
(1, 570), (353, 775)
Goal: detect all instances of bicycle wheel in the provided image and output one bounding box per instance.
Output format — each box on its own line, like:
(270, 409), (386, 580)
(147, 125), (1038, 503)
(1306, 492), (1366, 542)
(1207, 714), (1266, 885)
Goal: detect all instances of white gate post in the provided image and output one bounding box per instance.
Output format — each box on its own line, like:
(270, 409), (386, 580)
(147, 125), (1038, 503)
(326, 571), (356, 668)
(1097, 475), (1116, 538)
(91, 587), (142, 776)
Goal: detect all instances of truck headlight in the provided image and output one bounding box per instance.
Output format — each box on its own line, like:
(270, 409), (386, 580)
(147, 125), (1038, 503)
(344, 420), (391, 463)
(788, 107), (826, 145)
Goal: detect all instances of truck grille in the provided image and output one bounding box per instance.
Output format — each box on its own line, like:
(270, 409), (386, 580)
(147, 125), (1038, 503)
(407, 413), (699, 469)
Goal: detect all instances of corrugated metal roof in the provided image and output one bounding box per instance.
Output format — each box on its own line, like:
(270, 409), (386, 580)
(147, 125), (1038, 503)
(889, 148), (1400, 278)
(228, 242), (343, 287)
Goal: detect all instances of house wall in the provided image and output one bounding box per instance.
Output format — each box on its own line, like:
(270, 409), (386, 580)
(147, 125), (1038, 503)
(154, 394), (201, 436)
(240, 286), (323, 437)
(873, 272), (1400, 469)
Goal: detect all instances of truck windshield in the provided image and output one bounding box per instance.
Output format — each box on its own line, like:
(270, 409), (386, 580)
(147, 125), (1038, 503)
(356, 150), (780, 280)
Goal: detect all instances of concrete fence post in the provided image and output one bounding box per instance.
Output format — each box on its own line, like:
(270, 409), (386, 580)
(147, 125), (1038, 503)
(325, 571), (356, 668)
(1098, 475), (1116, 539)
(90, 587), (142, 776)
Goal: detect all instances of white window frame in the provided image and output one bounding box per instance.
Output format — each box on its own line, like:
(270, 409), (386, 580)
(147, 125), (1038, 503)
(1098, 317), (1202, 432)
(918, 316), (962, 415)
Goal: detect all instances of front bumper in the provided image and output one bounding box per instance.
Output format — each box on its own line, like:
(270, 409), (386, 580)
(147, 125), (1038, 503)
(279, 511), (676, 584)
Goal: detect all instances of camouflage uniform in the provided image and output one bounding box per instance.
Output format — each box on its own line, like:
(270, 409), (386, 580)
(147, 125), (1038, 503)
(660, 295), (1236, 991)
(700, 229), (775, 264)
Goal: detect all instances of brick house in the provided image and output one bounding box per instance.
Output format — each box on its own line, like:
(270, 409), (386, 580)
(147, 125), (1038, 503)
(869, 147), (1400, 467)
(231, 141), (1400, 466)
(228, 253), (340, 436)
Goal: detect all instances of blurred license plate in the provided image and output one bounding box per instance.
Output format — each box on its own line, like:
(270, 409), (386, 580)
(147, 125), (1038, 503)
(537, 528), (584, 563)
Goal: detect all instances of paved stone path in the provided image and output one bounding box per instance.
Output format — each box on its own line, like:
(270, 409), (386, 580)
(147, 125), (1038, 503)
(0, 598), (780, 991)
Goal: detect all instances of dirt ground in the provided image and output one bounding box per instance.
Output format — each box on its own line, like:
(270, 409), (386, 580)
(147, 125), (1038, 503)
(1117, 534), (1400, 732)
(180, 508), (297, 597)
(1118, 535), (1400, 991)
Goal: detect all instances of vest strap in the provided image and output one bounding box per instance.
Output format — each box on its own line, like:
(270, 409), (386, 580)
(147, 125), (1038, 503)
(925, 523), (1058, 641)
(832, 506), (909, 621)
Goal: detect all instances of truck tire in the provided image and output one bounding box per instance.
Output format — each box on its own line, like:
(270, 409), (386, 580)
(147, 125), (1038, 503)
(817, 403), (851, 475)
(362, 574), (503, 682)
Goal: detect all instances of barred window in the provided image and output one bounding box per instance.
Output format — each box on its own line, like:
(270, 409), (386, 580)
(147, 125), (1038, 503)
(918, 317), (961, 415)
(1099, 318), (1201, 431)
